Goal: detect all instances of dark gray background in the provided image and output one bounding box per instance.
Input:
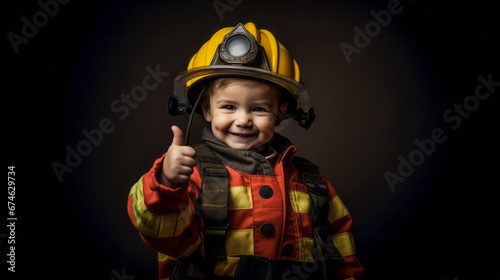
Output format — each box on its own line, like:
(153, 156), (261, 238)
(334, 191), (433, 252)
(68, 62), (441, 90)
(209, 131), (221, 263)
(5, 0), (500, 279)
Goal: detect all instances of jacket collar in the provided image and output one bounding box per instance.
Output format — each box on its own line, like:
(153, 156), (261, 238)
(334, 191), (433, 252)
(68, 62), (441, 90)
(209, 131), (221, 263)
(200, 126), (297, 176)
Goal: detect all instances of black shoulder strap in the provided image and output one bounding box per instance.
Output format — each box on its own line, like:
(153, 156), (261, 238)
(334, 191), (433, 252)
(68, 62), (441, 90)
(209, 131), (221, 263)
(192, 144), (229, 262)
(292, 156), (329, 196)
(292, 156), (344, 278)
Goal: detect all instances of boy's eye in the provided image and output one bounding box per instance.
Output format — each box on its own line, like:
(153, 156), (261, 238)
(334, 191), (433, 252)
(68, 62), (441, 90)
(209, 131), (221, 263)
(222, 105), (235, 110)
(253, 107), (267, 112)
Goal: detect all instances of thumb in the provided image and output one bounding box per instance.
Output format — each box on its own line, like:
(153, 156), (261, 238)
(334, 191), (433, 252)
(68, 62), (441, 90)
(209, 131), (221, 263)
(171, 125), (184, 146)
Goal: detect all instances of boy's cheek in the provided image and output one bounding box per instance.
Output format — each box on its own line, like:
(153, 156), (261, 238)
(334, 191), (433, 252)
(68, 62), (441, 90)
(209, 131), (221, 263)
(212, 115), (230, 128)
(262, 117), (278, 129)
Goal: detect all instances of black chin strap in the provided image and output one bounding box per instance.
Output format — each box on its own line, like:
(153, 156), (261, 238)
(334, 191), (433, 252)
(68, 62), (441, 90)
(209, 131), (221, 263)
(184, 88), (206, 146)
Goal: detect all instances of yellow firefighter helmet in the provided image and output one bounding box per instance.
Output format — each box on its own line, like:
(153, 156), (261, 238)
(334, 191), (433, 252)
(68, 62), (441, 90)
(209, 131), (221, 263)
(169, 22), (314, 131)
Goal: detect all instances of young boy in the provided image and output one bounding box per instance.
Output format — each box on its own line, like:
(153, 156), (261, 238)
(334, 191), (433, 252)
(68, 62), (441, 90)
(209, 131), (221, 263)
(128, 22), (363, 280)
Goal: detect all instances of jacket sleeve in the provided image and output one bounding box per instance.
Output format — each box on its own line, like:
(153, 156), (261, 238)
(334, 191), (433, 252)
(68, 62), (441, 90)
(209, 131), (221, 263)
(324, 176), (364, 280)
(127, 153), (203, 259)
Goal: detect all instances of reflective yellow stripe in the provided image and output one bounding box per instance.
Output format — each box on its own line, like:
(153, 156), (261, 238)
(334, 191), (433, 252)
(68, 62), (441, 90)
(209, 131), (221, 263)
(199, 230), (253, 257)
(345, 278), (356, 280)
(299, 237), (315, 262)
(289, 190), (310, 214)
(159, 278), (169, 280)
(225, 229), (254, 256)
(213, 257), (240, 277)
(131, 178), (193, 238)
(331, 232), (356, 257)
(229, 186), (253, 210)
(157, 237), (201, 261)
(328, 195), (349, 223)
(158, 251), (177, 262)
(177, 237), (202, 258)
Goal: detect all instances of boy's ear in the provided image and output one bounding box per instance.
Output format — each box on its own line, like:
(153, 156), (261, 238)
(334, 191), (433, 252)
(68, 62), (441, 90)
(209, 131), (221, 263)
(275, 102), (289, 126)
(202, 105), (212, 122)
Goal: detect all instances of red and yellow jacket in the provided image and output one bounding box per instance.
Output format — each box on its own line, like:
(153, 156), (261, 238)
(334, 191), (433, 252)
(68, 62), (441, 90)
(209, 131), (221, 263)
(127, 128), (363, 279)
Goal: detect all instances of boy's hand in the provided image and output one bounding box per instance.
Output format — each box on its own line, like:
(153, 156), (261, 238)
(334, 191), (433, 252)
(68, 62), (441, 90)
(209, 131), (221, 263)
(161, 125), (196, 187)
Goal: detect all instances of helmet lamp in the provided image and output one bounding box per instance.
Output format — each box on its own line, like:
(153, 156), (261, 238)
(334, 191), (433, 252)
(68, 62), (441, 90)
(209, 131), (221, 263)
(226, 36), (251, 57)
(219, 23), (258, 64)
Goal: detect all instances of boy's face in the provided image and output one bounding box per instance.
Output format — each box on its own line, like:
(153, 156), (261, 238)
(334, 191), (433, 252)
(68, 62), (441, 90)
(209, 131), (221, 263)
(203, 81), (286, 150)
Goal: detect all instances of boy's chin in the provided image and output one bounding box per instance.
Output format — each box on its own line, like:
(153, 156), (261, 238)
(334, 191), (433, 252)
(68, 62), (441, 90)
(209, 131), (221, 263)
(226, 142), (259, 150)
(224, 139), (267, 150)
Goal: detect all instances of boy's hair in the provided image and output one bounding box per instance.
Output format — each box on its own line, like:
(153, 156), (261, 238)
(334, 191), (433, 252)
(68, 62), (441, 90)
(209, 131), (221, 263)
(200, 77), (283, 113)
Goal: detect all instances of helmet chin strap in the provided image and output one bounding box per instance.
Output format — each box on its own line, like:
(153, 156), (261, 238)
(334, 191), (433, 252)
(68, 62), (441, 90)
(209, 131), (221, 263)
(183, 88), (206, 146)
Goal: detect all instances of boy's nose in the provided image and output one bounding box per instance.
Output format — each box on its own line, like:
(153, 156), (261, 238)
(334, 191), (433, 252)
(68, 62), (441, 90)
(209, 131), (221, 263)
(235, 111), (252, 127)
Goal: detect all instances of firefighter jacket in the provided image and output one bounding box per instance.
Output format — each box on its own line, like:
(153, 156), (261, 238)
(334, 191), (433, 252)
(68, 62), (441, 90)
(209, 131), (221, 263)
(127, 127), (363, 279)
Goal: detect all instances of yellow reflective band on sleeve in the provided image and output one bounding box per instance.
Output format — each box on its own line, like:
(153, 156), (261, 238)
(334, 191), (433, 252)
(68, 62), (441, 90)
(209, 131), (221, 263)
(131, 178), (193, 238)
(177, 237), (202, 258)
(289, 190), (310, 214)
(299, 237), (315, 262)
(213, 257), (240, 277)
(225, 229), (254, 256)
(229, 186), (253, 210)
(328, 195), (350, 224)
(128, 179), (137, 198)
(345, 278), (356, 280)
(158, 252), (177, 262)
(331, 232), (356, 257)
(157, 237), (201, 261)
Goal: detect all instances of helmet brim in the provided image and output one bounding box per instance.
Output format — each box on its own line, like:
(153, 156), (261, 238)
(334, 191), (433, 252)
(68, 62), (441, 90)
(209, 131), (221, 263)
(173, 65), (309, 113)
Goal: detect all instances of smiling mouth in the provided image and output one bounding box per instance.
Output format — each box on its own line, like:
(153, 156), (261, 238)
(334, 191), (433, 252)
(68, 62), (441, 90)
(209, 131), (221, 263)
(228, 132), (257, 138)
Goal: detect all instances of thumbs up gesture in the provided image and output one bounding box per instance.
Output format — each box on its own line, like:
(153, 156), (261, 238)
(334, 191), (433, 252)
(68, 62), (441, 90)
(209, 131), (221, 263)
(161, 125), (196, 187)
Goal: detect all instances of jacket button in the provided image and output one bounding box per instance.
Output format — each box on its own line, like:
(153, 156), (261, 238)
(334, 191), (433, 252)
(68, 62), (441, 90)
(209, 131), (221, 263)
(282, 244), (293, 257)
(259, 185), (273, 199)
(261, 223), (275, 235)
